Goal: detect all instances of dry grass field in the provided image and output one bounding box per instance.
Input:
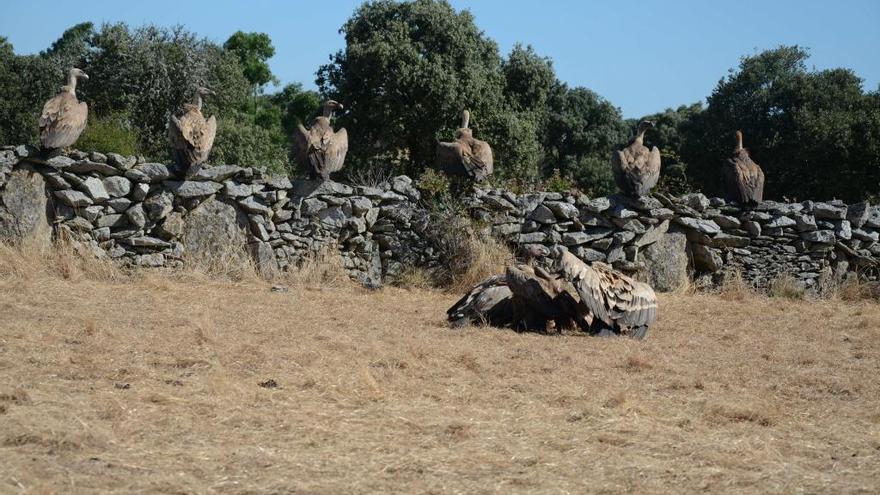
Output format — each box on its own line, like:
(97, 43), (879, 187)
(1, 244), (879, 494)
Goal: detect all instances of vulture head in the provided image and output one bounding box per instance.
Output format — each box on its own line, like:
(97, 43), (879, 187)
(634, 120), (655, 144)
(64, 67), (89, 92)
(197, 86), (216, 97)
(322, 100), (344, 118)
(637, 119), (655, 133)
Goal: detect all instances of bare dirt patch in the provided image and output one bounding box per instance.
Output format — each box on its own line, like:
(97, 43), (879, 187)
(1, 262), (879, 493)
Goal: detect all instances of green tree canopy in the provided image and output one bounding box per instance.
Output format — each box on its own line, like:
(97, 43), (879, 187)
(317, 0), (515, 175)
(682, 46), (880, 201)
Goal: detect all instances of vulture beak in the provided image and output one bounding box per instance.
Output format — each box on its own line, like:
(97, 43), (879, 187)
(335, 103), (344, 111)
(80, 72), (90, 81)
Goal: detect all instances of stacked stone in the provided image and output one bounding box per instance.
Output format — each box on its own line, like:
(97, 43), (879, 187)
(469, 187), (880, 292)
(3, 145), (880, 292)
(1, 146), (433, 286)
(469, 189), (686, 290)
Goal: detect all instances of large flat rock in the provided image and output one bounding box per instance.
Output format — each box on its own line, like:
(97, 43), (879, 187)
(0, 168), (51, 244)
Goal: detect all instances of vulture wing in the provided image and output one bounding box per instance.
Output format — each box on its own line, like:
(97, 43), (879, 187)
(724, 153), (765, 204)
(610, 149), (631, 195)
(324, 127), (348, 174)
(436, 141), (465, 176)
(447, 275), (514, 327)
(293, 123), (311, 170)
(168, 108), (214, 167)
(558, 251), (613, 326)
(465, 138), (494, 181)
(558, 251), (657, 337)
(40, 93), (88, 149)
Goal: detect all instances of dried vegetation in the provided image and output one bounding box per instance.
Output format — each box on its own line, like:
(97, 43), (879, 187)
(1, 242), (879, 493)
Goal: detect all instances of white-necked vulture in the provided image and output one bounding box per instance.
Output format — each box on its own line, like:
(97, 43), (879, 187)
(436, 110), (494, 182)
(169, 86), (217, 175)
(294, 100), (348, 181)
(39, 68), (89, 150)
(723, 130), (765, 205)
(611, 120), (661, 197)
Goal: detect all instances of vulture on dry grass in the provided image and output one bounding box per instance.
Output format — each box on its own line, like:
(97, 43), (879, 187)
(446, 275), (514, 328)
(611, 120), (661, 197)
(436, 110), (494, 182)
(39, 68), (89, 150)
(447, 247), (658, 339)
(294, 100), (348, 181)
(724, 130), (765, 205)
(550, 247), (657, 339)
(168, 87), (217, 175)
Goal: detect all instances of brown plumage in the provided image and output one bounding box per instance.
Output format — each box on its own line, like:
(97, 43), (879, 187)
(436, 110), (494, 182)
(611, 120), (661, 197)
(446, 275), (514, 328)
(294, 100), (348, 180)
(452, 247), (658, 339)
(169, 87), (217, 175)
(505, 263), (579, 332)
(39, 68), (89, 150)
(724, 130), (765, 205)
(553, 248), (657, 339)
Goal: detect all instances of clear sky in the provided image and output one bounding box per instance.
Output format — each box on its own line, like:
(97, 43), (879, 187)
(2, 0), (878, 118)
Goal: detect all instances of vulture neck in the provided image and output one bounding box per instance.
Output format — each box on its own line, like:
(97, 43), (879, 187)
(65, 73), (78, 94)
(193, 93), (204, 112)
(322, 105), (335, 118)
(735, 132), (744, 152)
(634, 127), (647, 146)
(460, 111), (470, 130)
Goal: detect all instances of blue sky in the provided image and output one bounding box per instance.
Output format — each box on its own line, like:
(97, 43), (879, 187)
(2, 0), (878, 118)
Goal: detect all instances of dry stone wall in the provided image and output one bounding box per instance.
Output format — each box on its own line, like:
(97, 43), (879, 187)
(2, 145), (879, 293)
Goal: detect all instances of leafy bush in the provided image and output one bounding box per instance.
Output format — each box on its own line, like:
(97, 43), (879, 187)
(75, 113), (141, 156)
(211, 111), (290, 172)
(416, 168), (451, 201)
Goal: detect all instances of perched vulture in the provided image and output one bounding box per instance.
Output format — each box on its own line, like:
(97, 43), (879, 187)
(446, 275), (515, 328)
(723, 130), (765, 205)
(39, 68), (89, 150)
(611, 120), (661, 197)
(552, 248), (657, 339)
(168, 87), (217, 175)
(294, 100), (348, 180)
(436, 110), (494, 182)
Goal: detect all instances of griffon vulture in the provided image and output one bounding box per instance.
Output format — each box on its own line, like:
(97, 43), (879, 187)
(436, 110), (494, 182)
(294, 100), (348, 181)
(168, 86), (217, 175)
(611, 120), (661, 197)
(723, 130), (765, 205)
(39, 68), (89, 150)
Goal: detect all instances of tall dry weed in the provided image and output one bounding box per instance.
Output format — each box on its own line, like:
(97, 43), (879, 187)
(280, 246), (350, 288)
(717, 267), (753, 301)
(0, 233), (126, 283)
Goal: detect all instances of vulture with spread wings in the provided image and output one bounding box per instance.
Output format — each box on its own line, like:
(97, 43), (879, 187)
(168, 86), (217, 175)
(723, 130), (765, 205)
(436, 110), (494, 182)
(39, 68), (89, 150)
(448, 247), (658, 339)
(294, 100), (348, 181)
(611, 120), (661, 197)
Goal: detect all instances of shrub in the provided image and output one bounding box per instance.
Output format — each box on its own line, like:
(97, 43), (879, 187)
(76, 113), (142, 156)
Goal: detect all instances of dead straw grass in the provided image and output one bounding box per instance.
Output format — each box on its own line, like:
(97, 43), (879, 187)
(1, 243), (880, 493)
